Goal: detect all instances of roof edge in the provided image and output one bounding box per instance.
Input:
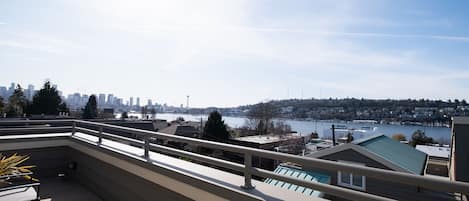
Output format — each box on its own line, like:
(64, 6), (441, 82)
(452, 117), (469, 125)
(351, 134), (385, 145)
(307, 143), (414, 174)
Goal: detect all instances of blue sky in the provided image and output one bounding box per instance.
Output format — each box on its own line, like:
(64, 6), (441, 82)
(1, 0), (469, 107)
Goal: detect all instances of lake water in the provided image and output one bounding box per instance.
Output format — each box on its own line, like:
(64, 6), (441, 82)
(121, 112), (451, 141)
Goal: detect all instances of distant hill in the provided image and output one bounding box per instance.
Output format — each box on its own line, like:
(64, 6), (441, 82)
(186, 98), (468, 125)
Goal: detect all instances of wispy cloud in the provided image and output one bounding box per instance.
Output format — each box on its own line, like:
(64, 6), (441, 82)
(0, 22), (6, 25)
(0, 31), (85, 55)
(0, 40), (63, 54)
(112, 22), (469, 43)
(322, 31), (469, 42)
(224, 26), (469, 42)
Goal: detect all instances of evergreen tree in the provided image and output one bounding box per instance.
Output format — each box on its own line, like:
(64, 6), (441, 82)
(410, 130), (434, 147)
(82, 95), (98, 119)
(346, 133), (354, 143)
(30, 81), (68, 115)
(6, 84), (27, 117)
(121, 111), (129, 119)
(58, 102), (69, 114)
(175, 116), (185, 122)
(202, 111), (230, 141)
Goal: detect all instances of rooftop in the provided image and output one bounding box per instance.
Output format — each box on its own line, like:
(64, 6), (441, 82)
(158, 124), (199, 137)
(416, 145), (450, 159)
(452, 117), (469, 125)
(234, 133), (302, 144)
(354, 134), (428, 175)
(264, 165), (330, 198)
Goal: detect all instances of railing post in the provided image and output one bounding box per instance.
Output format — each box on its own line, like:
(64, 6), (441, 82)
(72, 121), (76, 135)
(144, 134), (150, 160)
(241, 153), (255, 190)
(98, 126), (103, 145)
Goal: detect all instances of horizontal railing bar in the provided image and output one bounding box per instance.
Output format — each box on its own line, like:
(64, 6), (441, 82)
(74, 120), (469, 194)
(149, 143), (245, 173)
(71, 135), (102, 146)
(75, 120), (148, 136)
(76, 127), (144, 147)
(76, 120), (269, 152)
(251, 167), (395, 201)
(0, 119), (74, 125)
(0, 126), (72, 134)
(75, 120), (256, 152)
(0, 183), (41, 193)
(101, 132), (145, 146)
(76, 127), (100, 136)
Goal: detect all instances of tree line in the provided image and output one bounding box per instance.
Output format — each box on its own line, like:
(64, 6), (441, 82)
(238, 98), (469, 123)
(0, 81), (69, 118)
(0, 81), (102, 119)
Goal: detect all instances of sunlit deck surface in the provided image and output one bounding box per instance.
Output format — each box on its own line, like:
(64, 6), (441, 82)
(39, 177), (102, 201)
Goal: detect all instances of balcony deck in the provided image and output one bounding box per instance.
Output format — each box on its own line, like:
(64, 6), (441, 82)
(39, 177), (102, 201)
(0, 131), (326, 201)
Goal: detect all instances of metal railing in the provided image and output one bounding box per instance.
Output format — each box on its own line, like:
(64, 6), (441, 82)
(1, 119), (468, 201)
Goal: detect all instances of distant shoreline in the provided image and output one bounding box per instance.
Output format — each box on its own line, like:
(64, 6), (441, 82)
(166, 113), (451, 128)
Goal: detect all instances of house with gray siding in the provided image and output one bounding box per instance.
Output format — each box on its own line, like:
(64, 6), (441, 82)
(304, 134), (455, 201)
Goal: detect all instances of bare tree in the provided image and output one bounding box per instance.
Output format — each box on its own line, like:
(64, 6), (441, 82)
(246, 102), (279, 135)
(272, 120), (292, 136)
(277, 135), (305, 154)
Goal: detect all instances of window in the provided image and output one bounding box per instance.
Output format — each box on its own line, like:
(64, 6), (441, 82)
(337, 161), (366, 191)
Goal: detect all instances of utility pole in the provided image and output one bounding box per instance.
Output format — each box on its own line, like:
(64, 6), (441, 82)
(332, 124), (337, 146)
(315, 119), (317, 133)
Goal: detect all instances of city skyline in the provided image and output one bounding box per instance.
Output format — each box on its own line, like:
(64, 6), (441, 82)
(0, 81), (160, 107)
(2, 1), (469, 107)
(0, 82), (467, 110)
(0, 81), (166, 108)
